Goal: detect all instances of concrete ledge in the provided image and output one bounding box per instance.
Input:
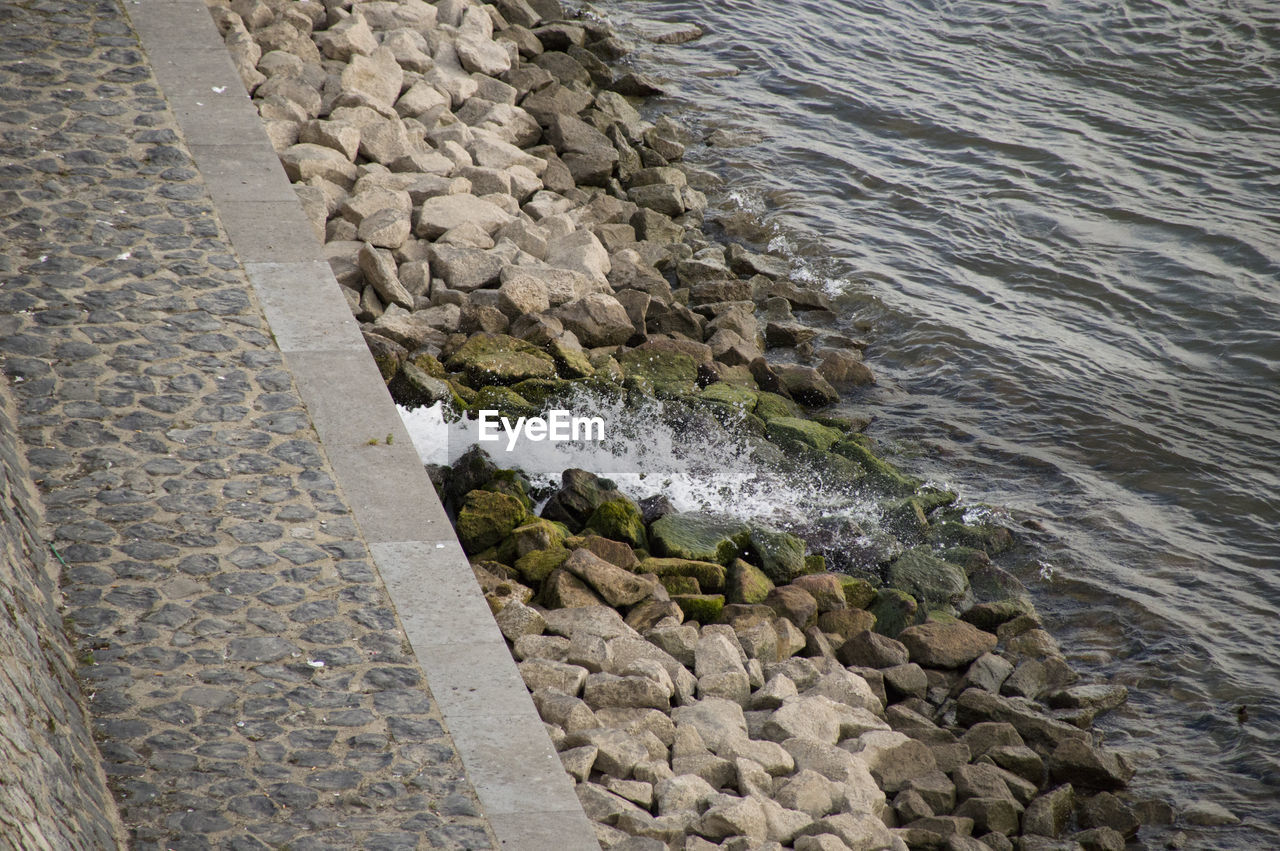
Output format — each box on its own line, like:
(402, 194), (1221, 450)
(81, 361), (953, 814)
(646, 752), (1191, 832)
(128, 0), (601, 847)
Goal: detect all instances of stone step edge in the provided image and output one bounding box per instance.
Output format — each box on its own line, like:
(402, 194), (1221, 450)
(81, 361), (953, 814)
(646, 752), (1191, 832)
(123, 0), (600, 848)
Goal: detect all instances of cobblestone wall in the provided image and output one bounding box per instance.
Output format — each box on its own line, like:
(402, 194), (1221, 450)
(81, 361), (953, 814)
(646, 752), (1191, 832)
(0, 378), (126, 849)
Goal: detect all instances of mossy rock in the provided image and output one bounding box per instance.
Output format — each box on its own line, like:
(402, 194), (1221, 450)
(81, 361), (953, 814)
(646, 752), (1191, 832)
(577, 375), (627, 402)
(513, 546), (569, 584)
(831, 436), (919, 495)
(671, 594), (725, 625)
(725, 558), (774, 605)
(816, 449), (867, 488)
(753, 391), (802, 422)
(968, 563), (1029, 602)
(649, 512), (751, 565)
(926, 520), (1014, 555)
(915, 488), (959, 514)
(388, 362), (458, 410)
(887, 546), (970, 608)
(582, 497), (648, 549)
(660, 575), (701, 595)
(411, 353), (448, 378)
(445, 333), (557, 386)
(481, 469), (533, 512)
(765, 416), (846, 452)
(700, 382), (759, 410)
(449, 379), (478, 405)
(469, 385), (538, 421)
(512, 519), (567, 557)
(869, 587), (920, 638)
(541, 468), (625, 531)
(618, 345), (699, 396)
(960, 598), (1035, 631)
(456, 489), (528, 555)
(550, 338), (594, 379)
(936, 546), (991, 572)
(637, 557), (727, 594)
(883, 498), (930, 539)
(812, 413), (868, 432)
(746, 525), (807, 584)
(700, 399), (768, 437)
(837, 575), (878, 609)
(509, 378), (575, 408)
(804, 554), (827, 575)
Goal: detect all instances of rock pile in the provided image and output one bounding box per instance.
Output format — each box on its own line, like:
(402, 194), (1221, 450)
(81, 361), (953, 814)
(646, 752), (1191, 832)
(431, 450), (1143, 850)
(210, 0), (872, 413)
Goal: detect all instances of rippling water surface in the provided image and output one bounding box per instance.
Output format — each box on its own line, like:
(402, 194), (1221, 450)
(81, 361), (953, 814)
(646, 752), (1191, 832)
(592, 0), (1280, 841)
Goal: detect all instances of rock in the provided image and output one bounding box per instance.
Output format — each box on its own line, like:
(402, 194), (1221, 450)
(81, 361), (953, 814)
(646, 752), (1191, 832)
(805, 669), (881, 715)
(340, 46), (403, 108)
(1047, 739), (1133, 791)
(1043, 684), (1128, 715)
(357, 243), (414, 308)
(764, 585), (819, 630)
(650, 513), (750, 565)
(836, 631), (909, 669)
(670, 698), (748, 752)
(543, 568), (606, 608)
(961, 653), (1015, 695)
(564, 548), (653, 607)
(1181, 800), (1239, 826)
(583, 497), (648, 549)
(445, 333), (557, 386)
(956, 690), (1089, 751)
(881, 663), (928, 701)
(577, 781), (648, 823)
(773, 363), (839, 407)
(1074, 826), (1126, 851)
(533, 688), (599, 734)
(699, 796), (768, 841)
(790, 574), (848, 613)
(817, 348), (875, 387)
(887, 547), (971, 609)
(843, 730), (937, 793)
(416, 194), (513, 238)
(868, 589), (919, 639)
(554, 293), (634, 347)
(952, 797), (1023, 836)
(806, 812), (897, 850)
(898, 621), (998, 669)
(762, 695), (842, 745)
(904, 771), (957, 815)
(560, 744), (598, 782)
(519, 658), (588, 695)
(726, 558), (775, 605)
(496, 599), (547, 642)
(639, 558), (726, 594)
(542, 469), (626, 531)
(987, 744), (1044, 786)
(497, 274), (550, 317)
(456, 489), (526, 553)
(456, 7), (512, 76)
(547, 229), (611, 283)
(565, 727), (650, 778)
(618, 341), (700, 394)
(655, 774), (717, 816)
(1077, 791), (1139, 838)
(583, 672), (671, 711)
(280, 142), (358, 187)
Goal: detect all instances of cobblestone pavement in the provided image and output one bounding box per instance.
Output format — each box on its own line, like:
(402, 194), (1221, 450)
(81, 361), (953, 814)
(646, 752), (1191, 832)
(0, 0), (496, 848)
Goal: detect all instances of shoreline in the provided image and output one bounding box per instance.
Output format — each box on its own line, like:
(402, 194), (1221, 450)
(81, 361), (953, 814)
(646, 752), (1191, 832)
(204, 0), (1201, 848)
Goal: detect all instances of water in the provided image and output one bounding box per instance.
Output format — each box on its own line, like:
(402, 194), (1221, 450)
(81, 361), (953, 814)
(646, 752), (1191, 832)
(582, 0), (1280, 841)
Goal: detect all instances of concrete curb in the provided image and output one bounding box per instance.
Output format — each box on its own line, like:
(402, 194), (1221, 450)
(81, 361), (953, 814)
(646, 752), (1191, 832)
(125, 0), (600, 846)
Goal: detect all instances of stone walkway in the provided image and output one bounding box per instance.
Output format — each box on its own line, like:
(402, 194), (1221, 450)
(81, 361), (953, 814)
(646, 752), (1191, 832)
(0, 0), (595, 848)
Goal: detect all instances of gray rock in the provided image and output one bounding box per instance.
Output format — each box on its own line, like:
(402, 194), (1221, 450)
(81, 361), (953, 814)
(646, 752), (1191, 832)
(554, 293), (634, 347)
(415, 194), (513, 238)
(842, 729), (937, 793)
(518, 658), (587, 695)
(1023, 784), (1074, 838)
(1047, 739), (1133, 791)
(357, 243), (414, 308)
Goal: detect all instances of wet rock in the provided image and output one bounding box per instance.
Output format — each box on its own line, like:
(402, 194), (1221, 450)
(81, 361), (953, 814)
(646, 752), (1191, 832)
(1077, 791), (1139, 838)
(887, 548), (971, 610)
(445, 333), (556, 386)
(867, 589), (919, 639)
(564, 548), (653, 607)
(1047, 739), (1133, 791)
(1181, 799), (1239, 826)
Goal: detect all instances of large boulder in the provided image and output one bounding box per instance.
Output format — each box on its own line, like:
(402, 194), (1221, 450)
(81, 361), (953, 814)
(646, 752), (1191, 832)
(456, 489), (527, 554)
